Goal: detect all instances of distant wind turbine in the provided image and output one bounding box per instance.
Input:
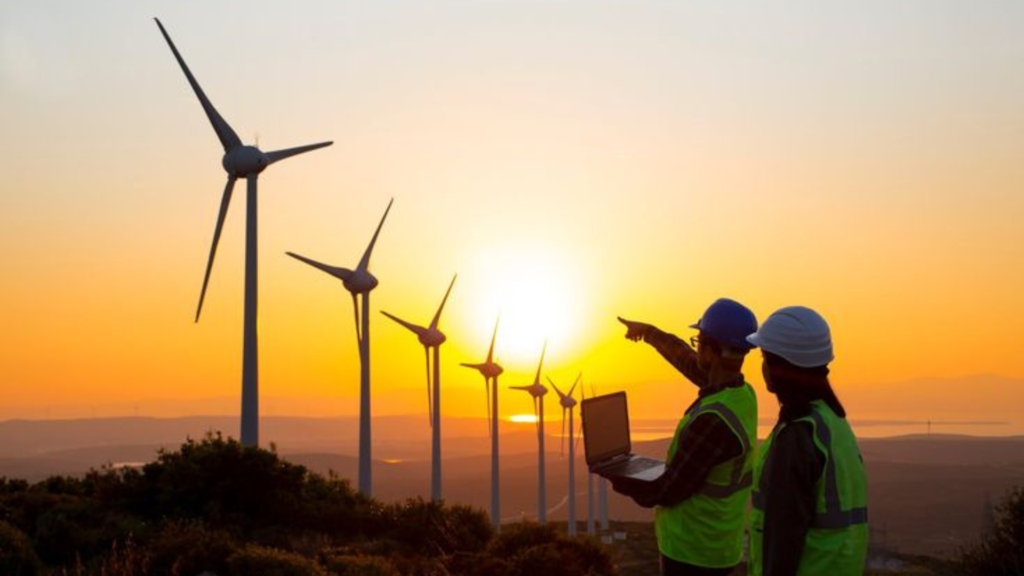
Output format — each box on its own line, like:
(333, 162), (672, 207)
(154, 18), (332, 447)
(286, 198), (394, 496)
(461, 318), (503, 530)
(510, 343), (549, 523)
(549, 373), (580, 536)
(580, 380), (596, 536)
(381, 275), (457, 502)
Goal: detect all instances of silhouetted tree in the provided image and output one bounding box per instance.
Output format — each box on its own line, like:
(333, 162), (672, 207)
(0, 520), (39, 575)
(959, 486), (1024, 575)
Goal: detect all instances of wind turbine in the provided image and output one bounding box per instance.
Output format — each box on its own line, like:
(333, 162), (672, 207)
(285, 198), (393, 496)
(549, 373), (580, 536)
(461, 318), (503, 530)
(579, 380), (596, 536)
(381, 275), (457, 502)
(154, 19), (332, 447)
(510, 343), (548, 523)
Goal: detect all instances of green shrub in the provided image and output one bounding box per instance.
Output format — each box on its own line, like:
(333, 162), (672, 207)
(227, 544), (328, 576)
(323, 553), (401, 576)
(382, 498), (493, 556)
(146, 521), (238, 576)
(0, 520), (39, 576)
(485, 522), (559, 559)
(959, 486), (1024, 575)
(486, 522), (615, 576)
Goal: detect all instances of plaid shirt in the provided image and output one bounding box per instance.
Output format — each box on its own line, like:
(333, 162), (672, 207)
(612, 327), (744, 508)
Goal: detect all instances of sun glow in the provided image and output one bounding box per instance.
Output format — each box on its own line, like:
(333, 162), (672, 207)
(509, 414), (539, 424)
(468, 242), (583, 364)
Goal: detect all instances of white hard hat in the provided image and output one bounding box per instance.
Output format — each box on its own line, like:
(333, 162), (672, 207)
(746, 306), (834, 368)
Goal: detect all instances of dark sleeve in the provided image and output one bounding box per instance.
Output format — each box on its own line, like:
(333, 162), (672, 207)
(761, 422), (825, 576)
(611, 413), (742, 508)
(643, 327), (709, 388)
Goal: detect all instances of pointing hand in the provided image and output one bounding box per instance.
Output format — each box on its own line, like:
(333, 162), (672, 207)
(618, 316), (652, 342)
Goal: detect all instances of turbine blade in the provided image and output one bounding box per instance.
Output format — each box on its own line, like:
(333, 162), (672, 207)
(575, 413), (584, 455)
(487, 316), (500, 363)
(352, 293), (362, 344)
(154, 19), (242, 151)
(547, 377), (565, 400)
(568, 373), (581, 398)
(533, 341), (548, 385)
(485, 378), (492, 438)
(425, 348), (433, 428)
(356, 198), (394, 273)
(265, 141), (333, 165)
(509, 385), (533, 392)
(380, 311), (427, 336)
(429, 274), (457, 331)
(561, 407), (567, 456)
(461, 362), (486, 370)
(285, 252), (354, 282)
(195, 176), (237, 322)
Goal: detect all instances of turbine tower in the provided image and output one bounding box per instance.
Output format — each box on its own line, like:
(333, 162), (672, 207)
(461, 318), (503, 530)
(510, 343), (548, 523)
(579, 381), (596, 535)
(285, 198), (393, 496)
(381, 275), (457, 502)
(549, 373), (580, 536)
(155, 19), (332, 447)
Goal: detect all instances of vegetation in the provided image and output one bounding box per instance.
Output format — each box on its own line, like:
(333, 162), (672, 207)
(959, 485), (1024, 576)
(0, 433), (618, 575)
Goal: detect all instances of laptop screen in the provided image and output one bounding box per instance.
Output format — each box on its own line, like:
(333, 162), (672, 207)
(581, 391), (631, 466)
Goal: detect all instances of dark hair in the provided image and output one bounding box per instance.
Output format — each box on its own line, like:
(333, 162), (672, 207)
(763, 352), (846, 420)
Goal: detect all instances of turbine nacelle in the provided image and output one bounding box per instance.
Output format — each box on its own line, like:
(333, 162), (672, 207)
(511, 383), (547, 398)
(463, 361), (503, 379)
(343, 269), (379, 294)
(380, 311), (447, 348)
(549, 374), (580, 409)
(419, 330), (447, 348)
(222, 145), (269, 177)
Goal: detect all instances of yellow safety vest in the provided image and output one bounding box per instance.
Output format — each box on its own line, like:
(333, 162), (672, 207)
(655, 381), (758, 568)
(749, 400), (868, 576)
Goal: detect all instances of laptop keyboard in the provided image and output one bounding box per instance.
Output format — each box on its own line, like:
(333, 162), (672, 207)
(612, 457), (662, 476)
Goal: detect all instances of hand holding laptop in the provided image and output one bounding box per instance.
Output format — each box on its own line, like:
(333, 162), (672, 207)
(581, 391), (666, 483)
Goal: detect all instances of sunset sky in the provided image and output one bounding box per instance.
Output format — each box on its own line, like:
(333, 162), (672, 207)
(2, 2), (1022, 430)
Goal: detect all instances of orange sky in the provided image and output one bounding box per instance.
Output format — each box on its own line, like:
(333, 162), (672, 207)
(1, 2), (1023, 429)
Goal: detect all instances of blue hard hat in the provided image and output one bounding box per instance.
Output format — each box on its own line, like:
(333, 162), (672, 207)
(689, 298), (758, 351)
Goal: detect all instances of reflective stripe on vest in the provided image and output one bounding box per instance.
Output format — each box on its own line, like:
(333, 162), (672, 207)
(655, 381), (758, 568)
(688, 402), (752, 498)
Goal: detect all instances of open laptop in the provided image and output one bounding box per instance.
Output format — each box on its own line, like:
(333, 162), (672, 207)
(581, 391), (665, 482)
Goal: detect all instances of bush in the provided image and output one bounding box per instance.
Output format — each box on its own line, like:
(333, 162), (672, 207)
(487, 522), (615, 576)
(486, 522), (559, 559)
(227, 544), (328, 576)
(959, 486), (1024, 575)
(323, 553), (401, 576)
(382, 498), (493, 556)
(0, 520), (39, 576)
(146, 521), (238, 576)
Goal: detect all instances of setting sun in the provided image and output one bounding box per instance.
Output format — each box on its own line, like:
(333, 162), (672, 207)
(466, 241), (584, 364)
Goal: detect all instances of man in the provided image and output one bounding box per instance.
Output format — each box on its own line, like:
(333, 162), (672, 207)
(614, 298), (759, 576)
(745, 306), (868, 576)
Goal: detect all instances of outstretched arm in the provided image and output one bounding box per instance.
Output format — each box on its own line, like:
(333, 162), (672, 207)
(617, 317), (708, 387)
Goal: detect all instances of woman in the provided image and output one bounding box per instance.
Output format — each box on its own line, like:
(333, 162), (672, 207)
(745, 306), (868, 576)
